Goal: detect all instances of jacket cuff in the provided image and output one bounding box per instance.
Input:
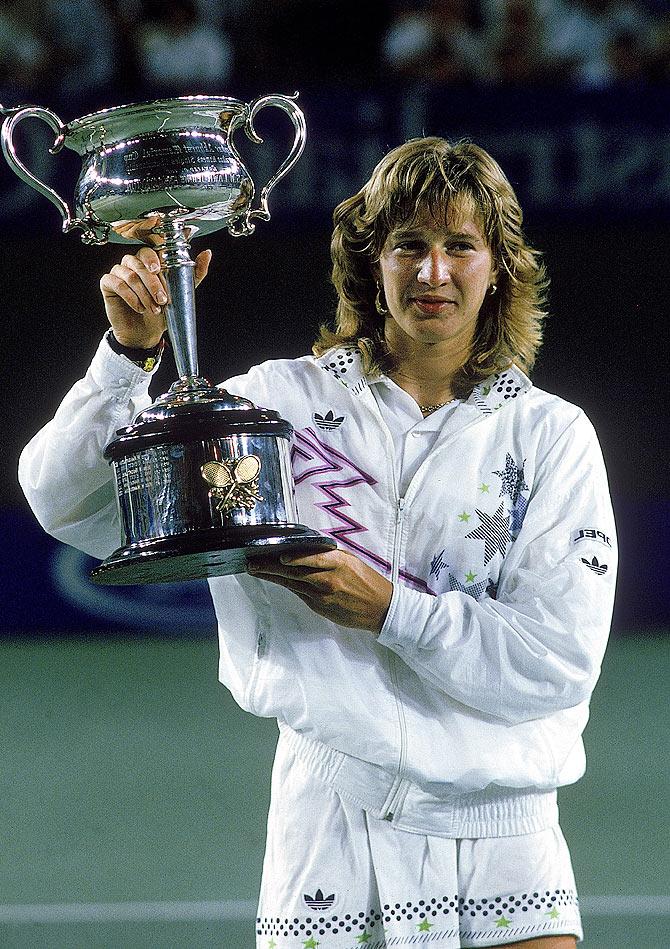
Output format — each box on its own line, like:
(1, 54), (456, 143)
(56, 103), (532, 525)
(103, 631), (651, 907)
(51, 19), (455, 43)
(377, 582), (435, 652)
(90, 332), (161, 392)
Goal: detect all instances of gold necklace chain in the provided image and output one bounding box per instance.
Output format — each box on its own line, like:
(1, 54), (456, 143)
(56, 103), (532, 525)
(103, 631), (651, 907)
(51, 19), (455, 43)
(419, 398), (455, 415)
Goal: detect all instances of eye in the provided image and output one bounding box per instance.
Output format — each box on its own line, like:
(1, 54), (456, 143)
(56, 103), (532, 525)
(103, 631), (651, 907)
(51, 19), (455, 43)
(450, 240), (476, 253)
(394, 239), (424, 252)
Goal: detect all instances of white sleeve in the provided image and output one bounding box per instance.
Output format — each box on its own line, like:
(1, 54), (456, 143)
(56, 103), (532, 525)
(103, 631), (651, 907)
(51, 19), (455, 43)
(18, 335), (157, 559)
(377, 411), (617, 725)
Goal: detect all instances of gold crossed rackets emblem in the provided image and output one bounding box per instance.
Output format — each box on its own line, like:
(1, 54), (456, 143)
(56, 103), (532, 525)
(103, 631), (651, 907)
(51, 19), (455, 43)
(201, 455), (263, 515)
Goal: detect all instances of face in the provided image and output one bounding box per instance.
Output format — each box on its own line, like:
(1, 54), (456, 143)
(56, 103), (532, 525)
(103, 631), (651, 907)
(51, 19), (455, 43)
(377, 204), (497, 354)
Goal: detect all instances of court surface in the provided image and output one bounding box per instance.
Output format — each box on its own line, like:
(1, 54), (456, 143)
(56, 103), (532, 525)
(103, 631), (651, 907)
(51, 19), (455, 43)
(0, 634), (667, 948)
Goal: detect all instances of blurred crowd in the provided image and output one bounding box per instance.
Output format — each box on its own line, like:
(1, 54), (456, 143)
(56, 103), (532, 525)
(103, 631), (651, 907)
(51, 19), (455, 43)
(0, 0), (668, 112)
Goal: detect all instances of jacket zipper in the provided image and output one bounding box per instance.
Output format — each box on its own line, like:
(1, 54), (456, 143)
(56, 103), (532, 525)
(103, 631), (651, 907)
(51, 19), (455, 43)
(384, 495), (408, 821)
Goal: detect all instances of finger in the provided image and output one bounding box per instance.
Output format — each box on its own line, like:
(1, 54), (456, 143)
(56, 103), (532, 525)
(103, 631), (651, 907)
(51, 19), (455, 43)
(112, 215), (162, 242)
(100, 268), (162, 315)
(109, 260), (165, 313)
(194, 249), (212, 287)
(121, 254), (168, 307)
(249, 572), (317, 598)
(277, 551), (340, 570)
(247, 560), (301, 579)
(136, 246), (162, 274)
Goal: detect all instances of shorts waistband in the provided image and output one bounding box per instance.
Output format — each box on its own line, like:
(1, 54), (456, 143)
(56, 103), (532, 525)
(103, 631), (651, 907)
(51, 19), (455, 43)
(278, 724), (559, 838)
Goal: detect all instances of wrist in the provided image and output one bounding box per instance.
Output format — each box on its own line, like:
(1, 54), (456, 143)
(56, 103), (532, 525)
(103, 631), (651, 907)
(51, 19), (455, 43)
(106, 329), (166, 372)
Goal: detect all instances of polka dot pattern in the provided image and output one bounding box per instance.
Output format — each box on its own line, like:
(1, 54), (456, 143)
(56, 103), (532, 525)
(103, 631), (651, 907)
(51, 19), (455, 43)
(381, 895), (458, 924)
(492, 372), (523, 401)
(457, 888), (578, 918)
(256, 889), (579, 941)
(321, 348), (357, 382)
(256, 908), (383, 939)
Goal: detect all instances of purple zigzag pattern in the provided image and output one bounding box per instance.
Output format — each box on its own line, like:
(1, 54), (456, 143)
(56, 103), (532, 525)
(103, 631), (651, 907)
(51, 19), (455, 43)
(292, 428), (434, 594)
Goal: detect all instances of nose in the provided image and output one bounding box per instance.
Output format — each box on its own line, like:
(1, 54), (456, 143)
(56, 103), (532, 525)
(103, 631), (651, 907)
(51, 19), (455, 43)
(417, 246), (451, 286)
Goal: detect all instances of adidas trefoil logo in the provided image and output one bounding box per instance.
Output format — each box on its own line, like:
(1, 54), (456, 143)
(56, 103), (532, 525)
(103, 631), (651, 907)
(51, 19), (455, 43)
(304, 888), (336, 910)
(313, 410), (345, 431)
(581, 556), (608, 575)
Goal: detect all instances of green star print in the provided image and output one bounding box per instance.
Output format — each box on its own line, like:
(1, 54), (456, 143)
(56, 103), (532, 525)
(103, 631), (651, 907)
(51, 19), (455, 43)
(417, 917), (433, 932)
(356, 932), (372, 944)
(496, 916), (511, 928)
(303, 938), (319, 949)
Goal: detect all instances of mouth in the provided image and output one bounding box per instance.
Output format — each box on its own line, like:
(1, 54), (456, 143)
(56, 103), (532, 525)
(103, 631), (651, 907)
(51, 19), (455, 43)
(411, 296), (456, 314)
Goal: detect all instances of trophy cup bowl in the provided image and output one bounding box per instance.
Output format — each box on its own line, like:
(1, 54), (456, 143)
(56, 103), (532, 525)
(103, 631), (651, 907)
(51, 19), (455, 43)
(1, 94), (336, 584)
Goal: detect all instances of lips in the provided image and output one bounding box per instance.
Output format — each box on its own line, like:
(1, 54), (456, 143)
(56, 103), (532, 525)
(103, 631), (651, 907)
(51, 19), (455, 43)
(412, 296), (456, 314)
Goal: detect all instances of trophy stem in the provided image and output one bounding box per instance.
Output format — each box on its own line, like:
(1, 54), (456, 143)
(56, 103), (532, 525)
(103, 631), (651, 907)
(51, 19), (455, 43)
(154, 221), (199, 382)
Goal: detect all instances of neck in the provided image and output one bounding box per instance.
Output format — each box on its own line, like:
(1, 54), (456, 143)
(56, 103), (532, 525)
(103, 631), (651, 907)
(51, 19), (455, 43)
(385, 326), (471, 406)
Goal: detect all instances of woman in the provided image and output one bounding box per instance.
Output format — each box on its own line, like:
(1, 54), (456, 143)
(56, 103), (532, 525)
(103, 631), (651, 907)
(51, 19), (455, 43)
(19, 138), (617, 948)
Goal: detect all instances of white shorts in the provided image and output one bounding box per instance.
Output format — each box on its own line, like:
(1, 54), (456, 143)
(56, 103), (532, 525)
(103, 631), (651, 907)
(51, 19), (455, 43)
(256, 735), (583, 948)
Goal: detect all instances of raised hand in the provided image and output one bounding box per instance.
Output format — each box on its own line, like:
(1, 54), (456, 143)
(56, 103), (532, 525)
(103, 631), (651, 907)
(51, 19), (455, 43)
(100, 230), (212, 348)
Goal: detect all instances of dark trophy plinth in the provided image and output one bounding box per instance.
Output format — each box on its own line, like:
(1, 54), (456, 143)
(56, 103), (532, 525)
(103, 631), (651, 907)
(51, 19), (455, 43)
(1, 94), (335, 583)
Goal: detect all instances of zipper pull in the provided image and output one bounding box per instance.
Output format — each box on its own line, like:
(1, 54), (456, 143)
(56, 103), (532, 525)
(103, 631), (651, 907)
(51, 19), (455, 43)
(397, 497), (405, 521)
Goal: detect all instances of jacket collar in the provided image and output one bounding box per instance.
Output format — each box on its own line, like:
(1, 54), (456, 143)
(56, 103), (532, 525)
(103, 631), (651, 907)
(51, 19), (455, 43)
(315, 346), (532, 416)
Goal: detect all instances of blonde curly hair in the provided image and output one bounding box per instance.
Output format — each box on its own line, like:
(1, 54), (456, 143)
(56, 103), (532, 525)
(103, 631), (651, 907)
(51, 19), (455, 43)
(313, 137), (549, 398)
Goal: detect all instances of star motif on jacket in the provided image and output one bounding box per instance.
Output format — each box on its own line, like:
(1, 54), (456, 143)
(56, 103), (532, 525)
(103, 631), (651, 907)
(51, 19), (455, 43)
(546, 907), (560, 920)
(268, 941), (277, 949)
(465, 570), (477, 582)
(303, 939), (320, 948)
(493, 453), (529, 505)
(356, 932), (372, 943)
(510, 493), (529, 537)
(464, 503), (511, 565)
(479, 483), (490, 493)
(417, 917), (433, 932)
(430, 548), (449, 580)
(458, 511), (471, 522)
(496, 916), (511, 928)
(449, 573), (490, 600)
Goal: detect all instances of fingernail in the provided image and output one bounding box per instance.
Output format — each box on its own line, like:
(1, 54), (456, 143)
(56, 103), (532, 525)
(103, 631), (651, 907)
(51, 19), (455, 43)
(149, 262), (160, 272)
(156, 291), (167, 304)
(151, 305), (161, 314)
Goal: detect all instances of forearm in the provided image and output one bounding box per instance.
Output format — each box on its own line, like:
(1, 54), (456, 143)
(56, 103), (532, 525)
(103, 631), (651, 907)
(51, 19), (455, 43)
(378, 571), (614, 725)
(18, 335), (156, 559)
(379, 412), (617, 724)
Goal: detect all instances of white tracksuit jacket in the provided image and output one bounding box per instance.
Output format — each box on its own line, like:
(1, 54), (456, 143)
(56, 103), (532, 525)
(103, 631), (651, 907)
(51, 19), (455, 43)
(19, 337), (617, 839)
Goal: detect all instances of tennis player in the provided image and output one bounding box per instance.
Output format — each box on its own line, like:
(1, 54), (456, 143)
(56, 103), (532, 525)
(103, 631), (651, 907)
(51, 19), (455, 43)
(19, 137), (617, 948)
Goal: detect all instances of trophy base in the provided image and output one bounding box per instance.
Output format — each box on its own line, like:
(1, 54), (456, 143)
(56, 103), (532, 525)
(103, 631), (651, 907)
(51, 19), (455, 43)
(90, 524), (337, 585)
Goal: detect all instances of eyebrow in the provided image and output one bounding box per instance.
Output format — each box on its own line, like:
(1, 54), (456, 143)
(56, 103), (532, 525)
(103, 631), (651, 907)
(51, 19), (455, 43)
(390, 227), (484, 243)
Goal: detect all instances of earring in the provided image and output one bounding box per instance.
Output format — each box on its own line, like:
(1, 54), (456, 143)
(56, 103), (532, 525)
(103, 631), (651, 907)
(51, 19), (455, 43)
(489, 283), (498, 296)
(375, 283), (388, 315)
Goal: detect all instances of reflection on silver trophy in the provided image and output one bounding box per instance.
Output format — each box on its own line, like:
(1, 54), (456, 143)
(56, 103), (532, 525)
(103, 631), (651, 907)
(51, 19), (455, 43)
(1, 94), (335, 584)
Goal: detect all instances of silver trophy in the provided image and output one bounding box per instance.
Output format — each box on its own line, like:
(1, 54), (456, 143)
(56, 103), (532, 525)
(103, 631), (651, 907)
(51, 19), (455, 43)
(1, 94), (335, 584)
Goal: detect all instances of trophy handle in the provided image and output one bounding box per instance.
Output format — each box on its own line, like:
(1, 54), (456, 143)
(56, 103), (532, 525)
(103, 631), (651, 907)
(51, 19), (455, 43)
(227, 93), (306, 237)
(0, 105), (108, 245)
